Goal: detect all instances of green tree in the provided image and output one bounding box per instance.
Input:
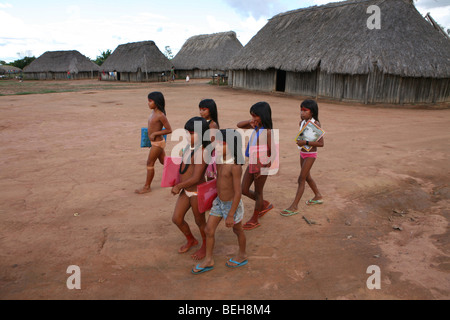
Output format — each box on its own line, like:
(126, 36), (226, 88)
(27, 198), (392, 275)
(10, 56), (36, 69)
(94, 50), (112, 66)
(164, 46), (174, 60)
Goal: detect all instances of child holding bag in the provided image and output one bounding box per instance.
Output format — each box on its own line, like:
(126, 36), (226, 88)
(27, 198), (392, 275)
(192, 129), (247, 274)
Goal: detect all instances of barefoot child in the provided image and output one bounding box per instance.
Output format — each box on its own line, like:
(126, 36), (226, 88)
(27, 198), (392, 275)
(171, 117), (210, 260)
(237, 102), (274, 230)
(192, 129), (247, 274)
(281, 100), (324, 216)
(136, 92), (172, 194)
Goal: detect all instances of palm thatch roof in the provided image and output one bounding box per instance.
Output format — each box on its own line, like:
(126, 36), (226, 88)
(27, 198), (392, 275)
(24, 51), (99, 73)
(230, 0), (450, 78)
(172, 31), (243, 70)
(0, 65), (22, 74)
(100, 41), (171, 73)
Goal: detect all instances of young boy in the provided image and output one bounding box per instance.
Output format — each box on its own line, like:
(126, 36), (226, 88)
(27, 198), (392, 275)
(192, 129), (247, 274)
(135, 92), (172, 194)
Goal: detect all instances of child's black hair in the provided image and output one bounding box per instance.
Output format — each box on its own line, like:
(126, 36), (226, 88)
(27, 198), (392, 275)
(250, 102), (273, 129)
(148, 91), (166, 115)
(199, 99), (220, 128)
(301, 99), (319, 122)
(184, 117), (211, 149)
(216, 129), (244, 165)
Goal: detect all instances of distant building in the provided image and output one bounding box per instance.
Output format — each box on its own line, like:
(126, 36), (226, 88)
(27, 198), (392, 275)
(229, 0), (450, 104)
(173, 31), (243, 79)
(100, 41), (171, 82)
(24, 51), (99, 80)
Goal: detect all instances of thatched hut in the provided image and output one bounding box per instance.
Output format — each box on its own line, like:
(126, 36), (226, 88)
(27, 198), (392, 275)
(100, 41), (171, 82)
(229, 0), (450, 104)
(24, 51), (99, 80)
(0, 65), (22, 77)
(172, 31), (243, 79)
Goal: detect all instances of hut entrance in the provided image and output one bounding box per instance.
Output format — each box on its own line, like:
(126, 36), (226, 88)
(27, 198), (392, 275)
(276, 70), (286, 92)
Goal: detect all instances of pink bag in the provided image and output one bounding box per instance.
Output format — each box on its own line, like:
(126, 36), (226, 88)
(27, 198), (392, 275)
(249, 144), (279, 175)
(197, 178), (217, 213)
(161, 157), (182, 188)
(205, 154), (217, 180)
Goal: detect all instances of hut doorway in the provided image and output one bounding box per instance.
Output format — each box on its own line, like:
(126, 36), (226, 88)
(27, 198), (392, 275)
(276, 70), (286, 92)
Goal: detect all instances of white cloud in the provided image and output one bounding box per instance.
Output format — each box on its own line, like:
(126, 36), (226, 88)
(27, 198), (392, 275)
(415, 0), (450, 10)
(224, 0), (286, 19)
(206, 15), (232, 33)
(0, 3), (12, 9)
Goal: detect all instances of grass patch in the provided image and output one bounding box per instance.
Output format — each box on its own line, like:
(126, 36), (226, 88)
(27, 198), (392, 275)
(0, 79), (149, 96)
(14, 90), (72, 95)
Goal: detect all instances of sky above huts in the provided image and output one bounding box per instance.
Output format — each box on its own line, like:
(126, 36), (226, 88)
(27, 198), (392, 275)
(0, 0), (449, 63)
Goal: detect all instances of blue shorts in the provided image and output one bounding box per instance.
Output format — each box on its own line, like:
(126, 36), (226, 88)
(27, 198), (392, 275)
(210, 197), (244, 224)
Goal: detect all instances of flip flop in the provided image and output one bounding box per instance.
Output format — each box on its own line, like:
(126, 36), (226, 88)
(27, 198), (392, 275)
(258, 202), (274, 218)
(280, 209), (299, 217)
(226, 259), (248, 268)
(191, 264), (214, 275)
(243, 221), (261, 230)
(306, 199), (324, 205)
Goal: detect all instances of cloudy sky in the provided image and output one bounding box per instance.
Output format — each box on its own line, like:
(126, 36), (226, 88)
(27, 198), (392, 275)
(0, 0), (449, 63)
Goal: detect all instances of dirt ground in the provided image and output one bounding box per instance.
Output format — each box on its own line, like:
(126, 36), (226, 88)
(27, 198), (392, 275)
(0, 79), (449, 300)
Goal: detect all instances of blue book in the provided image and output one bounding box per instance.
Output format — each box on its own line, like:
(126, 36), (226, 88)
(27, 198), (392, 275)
(141, 128), (167, 148)
(141, 128), (152, 148)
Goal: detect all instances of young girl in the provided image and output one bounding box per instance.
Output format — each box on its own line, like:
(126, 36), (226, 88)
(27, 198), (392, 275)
(237, 102), (274, 230)
(199, 99), (220, 130)
(192, 129), (247, 274)
(135, 92), (172, 194)
(281, 100), (324, 216)
(171, 117), (210, 260)
(199, 99), (220, 180)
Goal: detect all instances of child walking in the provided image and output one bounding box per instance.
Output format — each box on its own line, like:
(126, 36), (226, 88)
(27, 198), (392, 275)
(281, 100), (324, 216)
(135, 92), (172, 194)
(171, 117), (210, 260)
(237, 102), (274, 230)
(192, 129), (247, 274)
(199, 99), (220, 130)
(199, 99), (220, 180)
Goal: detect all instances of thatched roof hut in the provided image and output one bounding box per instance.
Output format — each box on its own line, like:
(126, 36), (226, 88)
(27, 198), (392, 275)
(229, 0), (450, 104)
(172, 31), (243, 79)
(24, 50), (99, 80)
(0, 65), (22, 75)
(100, 41), (171, 82)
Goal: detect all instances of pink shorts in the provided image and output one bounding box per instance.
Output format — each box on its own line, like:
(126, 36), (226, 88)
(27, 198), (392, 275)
(300, 152), (318, 160)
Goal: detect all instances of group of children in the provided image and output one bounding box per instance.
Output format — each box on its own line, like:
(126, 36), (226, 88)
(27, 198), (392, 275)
(135, 91), (325, 275)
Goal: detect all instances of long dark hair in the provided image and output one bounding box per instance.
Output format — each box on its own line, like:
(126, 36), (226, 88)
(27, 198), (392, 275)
(199, 99), (219, 128)
(216, 129), (244, 165)
(301, 99), (319, 122)
(184, 117), (211, 149)
(250, 102), (273, 129)
(148, 91), (166, 115)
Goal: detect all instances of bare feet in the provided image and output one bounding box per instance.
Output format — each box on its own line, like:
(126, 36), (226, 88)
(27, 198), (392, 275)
(191, 241), (206, 260)
(178, 238), (198, 254)
(135, 186), (151, 194)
